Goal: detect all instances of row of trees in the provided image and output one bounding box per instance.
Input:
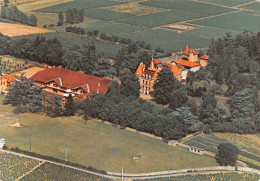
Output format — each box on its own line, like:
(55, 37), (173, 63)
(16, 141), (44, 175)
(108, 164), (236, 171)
(65, 8), (84, 24)
(0, 34), (115, 77)
(65, 26), (99, 37)
(1, 6), (37, 26)
(82, 69), (192, 140)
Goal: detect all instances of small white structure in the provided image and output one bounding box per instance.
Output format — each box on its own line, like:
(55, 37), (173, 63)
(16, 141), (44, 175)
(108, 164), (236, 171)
(168, 140), (179, 146)
(188, 146), (204, 155)
(0, 138), (5, 149)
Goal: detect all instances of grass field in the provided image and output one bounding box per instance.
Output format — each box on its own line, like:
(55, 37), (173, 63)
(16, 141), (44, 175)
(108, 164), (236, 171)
(20, 162), (112, 181)
(0, 95), (218, 173)
(19, 32), (122, 59)
(140, 0), (234, 16)
(184, 133), (260, 169)
(27, 12), (58, 27)
(136, 172), (260, 181)
(17, 0), (73, 12)
(118, 29), (211, 52)
(240, 1), (260, 11)
(31, 0), (252, 53)
(0, 22), (54, 37)
(0, 152), (41, 180)
(190, 11), (260, 32)
(34, 0), (126, 13)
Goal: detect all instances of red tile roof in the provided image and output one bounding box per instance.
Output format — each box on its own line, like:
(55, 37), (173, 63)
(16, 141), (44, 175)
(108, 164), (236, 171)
(3, 74), (15, 83)
(172, 59), (200, 68)
(135, 63), (145, 76)
(31, 67), (112, 95)
(183, 45), (198, 55)
(183, 45), (189, 55)
(199, 54), (209, 60)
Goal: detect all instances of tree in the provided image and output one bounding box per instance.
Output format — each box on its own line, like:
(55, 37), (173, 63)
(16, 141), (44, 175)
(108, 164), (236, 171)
(151, 68), (180, 105)
(29, 14), (37, 26)
(173, 107), (201, 132)
(3, 80), (22, 106)
(138, 50), (151, 67)
(4, 0), (9, 7)
(169, 87), (188, 110)
(230, 88), (255, 123)
(93, 58), (116, 78)
(216, 143), (240, 166)
(64, 94), (75, 116)
(57, 11), (64, 26)
(119, 68), (140, 97)
(200, 91), (218, 124)
(46, 95), (63, 117)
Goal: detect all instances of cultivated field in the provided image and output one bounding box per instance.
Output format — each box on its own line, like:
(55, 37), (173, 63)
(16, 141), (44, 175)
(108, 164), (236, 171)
(31, 0), (260, 52)
(184, 133), (260, 169)
(0, 152), (112, 181)
(0, 152), (41, 180)
(0, 23), (54, 37)
(20, 162), (112, 181)
(0, 95), (218, 173)
(136, 172), (260, 181)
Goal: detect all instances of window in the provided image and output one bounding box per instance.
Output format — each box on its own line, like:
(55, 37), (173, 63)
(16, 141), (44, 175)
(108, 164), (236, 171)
(53, 89), (57, 93)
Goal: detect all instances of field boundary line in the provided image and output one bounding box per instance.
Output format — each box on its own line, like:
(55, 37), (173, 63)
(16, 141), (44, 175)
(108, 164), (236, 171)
(153, 10), (240, 30)
(235, 0), (259, 8)
(16, 160), (46, 181)
(191, 0), (239, 9)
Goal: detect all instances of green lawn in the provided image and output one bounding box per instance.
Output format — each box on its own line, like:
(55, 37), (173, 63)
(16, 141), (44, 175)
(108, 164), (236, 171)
(0, 95), (218, 173)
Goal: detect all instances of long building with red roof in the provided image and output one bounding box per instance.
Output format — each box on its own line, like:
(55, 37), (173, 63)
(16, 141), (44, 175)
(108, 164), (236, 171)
(30, 67), (112, 101)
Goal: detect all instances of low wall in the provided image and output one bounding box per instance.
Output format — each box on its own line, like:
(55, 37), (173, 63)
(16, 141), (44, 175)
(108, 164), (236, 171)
(107, 166), (260, 177)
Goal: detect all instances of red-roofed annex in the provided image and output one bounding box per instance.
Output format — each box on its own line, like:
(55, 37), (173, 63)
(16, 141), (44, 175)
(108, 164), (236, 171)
(30, 67), (112, 102)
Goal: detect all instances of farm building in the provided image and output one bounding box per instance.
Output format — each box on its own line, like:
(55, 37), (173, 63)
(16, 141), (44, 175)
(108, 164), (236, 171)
(135, 46), (208, 95)
(0, 74), (16, 95)
(188, 146), (205, 155)
(30, 67), (112, 102)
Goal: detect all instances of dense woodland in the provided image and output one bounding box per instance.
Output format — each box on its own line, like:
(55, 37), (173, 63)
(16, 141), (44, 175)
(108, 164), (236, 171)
(151, 30), (260, 134)
(1, 30), (260, 140)
(1, 6), (37, 26)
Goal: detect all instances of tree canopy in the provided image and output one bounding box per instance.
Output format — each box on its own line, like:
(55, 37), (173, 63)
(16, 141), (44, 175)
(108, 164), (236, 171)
(151, 68), (180, 105)
(216, 143), (240, 166)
